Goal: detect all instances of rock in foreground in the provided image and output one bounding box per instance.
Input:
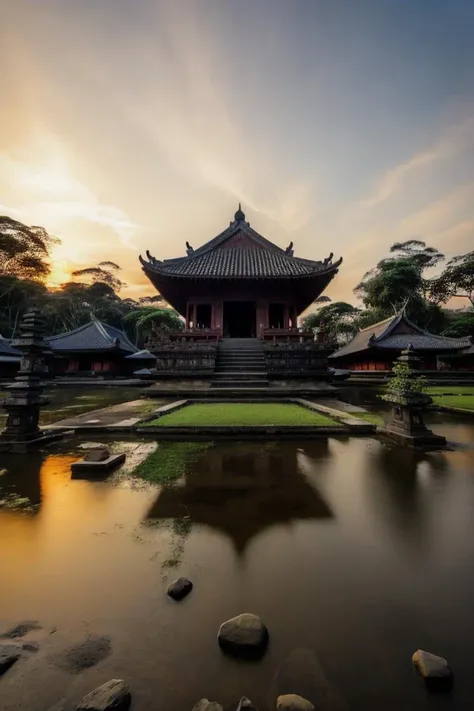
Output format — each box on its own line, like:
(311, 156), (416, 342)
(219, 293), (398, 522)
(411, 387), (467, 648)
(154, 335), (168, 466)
(277, 694), (315, 711)
(0, 644), (21, 675)
(77, 679), (131, 711)
(167, 577), (193, 601)
(236, 698), (258, 711)
(412, 649), (452, 689)
(192, 699), (223, 711)
(218, 613), (268, 659)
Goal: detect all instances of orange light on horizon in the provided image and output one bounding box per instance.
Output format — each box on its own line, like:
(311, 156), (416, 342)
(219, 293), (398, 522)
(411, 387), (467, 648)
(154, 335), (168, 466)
(46, 260), (72, 288)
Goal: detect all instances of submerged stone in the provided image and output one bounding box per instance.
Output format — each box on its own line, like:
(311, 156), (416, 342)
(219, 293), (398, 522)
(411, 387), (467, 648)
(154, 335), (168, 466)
(218, 613), (268, 659)
(1, 620), (42, 639)
(77, 679), (131, 711)
(272, 648), (347, 711)
(236, 697), (258, 711)
(0, 644), (21, 675)
(276, 694), (315, 711)
(52, 635), (111, 673)
(167, 577), (193, 601)
(192, 700), (223, 711)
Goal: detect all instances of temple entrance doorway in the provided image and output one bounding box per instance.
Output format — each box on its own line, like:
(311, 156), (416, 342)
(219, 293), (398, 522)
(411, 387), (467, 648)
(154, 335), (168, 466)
(223, 301), (256, 338)
(268, 303), (285, 329)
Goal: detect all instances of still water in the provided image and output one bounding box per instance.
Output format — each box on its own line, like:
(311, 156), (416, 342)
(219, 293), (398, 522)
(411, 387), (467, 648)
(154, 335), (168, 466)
(1, 420), (474, 711)
(0, 387), (142, 427)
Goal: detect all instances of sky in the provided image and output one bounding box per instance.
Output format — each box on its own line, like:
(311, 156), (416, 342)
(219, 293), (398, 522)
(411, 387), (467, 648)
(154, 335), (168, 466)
(2, 0), (474, 309)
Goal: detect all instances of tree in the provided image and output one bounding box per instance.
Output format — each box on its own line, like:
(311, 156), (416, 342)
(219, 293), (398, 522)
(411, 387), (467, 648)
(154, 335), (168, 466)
(0, 215), (59, 281)
(0, 275), (47, 335)
(139, 295), (168, 306)
(441, 312), (474, 339)
(389, 240), (444, 270)
(71, 261), (125, 292)
(301, 302), (360, 341)
(123, 307), (183, 345)
(430, 251), (474, 307)
(354, 240), (446, 330)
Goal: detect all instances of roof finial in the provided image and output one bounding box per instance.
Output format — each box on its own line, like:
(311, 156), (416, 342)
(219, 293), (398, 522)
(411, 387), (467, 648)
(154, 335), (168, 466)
(234, 203), (246, 222)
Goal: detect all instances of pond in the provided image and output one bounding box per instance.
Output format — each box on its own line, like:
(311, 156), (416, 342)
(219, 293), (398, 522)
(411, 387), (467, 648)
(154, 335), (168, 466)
(1, 418), (474, 711)
(0, 387), (144, 427)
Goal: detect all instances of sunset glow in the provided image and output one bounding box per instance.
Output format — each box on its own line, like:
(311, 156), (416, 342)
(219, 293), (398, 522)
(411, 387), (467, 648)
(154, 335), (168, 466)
(2, 0), (474, 305)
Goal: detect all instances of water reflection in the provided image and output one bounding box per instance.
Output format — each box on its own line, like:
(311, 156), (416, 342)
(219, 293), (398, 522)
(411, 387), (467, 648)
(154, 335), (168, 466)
(0, 451), (44, 511)
(146, 441), (334, 554)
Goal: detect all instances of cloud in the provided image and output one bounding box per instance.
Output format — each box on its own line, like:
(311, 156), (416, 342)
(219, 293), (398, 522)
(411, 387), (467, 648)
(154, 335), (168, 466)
(0, 133), (138, 248)
(360, 116), (474, 209)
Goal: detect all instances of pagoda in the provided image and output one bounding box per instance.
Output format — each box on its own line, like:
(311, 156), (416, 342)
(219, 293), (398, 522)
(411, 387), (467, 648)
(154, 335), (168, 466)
(0, 308), (64, 452)
(140, 206), (342, 339)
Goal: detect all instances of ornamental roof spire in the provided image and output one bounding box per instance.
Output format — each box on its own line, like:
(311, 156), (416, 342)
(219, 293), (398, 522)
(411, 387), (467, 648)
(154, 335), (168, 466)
(234, 203), (246, 223)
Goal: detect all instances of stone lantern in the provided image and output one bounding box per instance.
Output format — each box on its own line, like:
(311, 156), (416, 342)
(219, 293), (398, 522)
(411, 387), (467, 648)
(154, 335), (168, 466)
(379, 345), (446, 449)
(0, 307), (64, 452)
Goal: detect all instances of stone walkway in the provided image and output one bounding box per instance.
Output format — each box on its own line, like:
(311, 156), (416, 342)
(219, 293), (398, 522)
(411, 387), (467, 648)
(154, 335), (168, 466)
(48, 399), (166, 430)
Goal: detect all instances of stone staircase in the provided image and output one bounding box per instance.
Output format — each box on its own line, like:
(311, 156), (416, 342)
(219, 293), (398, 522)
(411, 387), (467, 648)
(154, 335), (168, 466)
(211, 338), (268, 391)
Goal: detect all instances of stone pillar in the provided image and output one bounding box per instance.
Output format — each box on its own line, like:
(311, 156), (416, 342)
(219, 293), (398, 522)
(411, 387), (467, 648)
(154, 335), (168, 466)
(0, 307), (64, 452)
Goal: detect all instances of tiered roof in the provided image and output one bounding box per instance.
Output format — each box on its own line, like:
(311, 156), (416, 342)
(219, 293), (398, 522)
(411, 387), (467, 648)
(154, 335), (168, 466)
(141, 206), (341, 280)
(140, 206), (342, 313)
(48, 318), (137, 354)
(330, 310), (471, 360)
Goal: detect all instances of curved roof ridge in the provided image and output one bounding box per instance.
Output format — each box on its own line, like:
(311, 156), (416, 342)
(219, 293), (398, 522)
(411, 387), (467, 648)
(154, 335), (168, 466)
(191, 220), (287, 257)
(48, 320), (95, 341)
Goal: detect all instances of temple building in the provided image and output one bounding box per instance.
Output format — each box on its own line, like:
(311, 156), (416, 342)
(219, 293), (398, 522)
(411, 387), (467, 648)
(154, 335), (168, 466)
(140, 206), (342, 339)
(47, 317), (138, 375)
(330, 310), (471, 371)
(0, 336), (22, 378)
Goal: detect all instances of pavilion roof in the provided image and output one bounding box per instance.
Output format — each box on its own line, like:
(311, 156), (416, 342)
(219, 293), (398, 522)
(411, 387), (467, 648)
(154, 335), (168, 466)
(48, 318), (138, 354)
(140, 206), (342, 281)
(330, 310), (471, 360)
(0, 336), (22, 358)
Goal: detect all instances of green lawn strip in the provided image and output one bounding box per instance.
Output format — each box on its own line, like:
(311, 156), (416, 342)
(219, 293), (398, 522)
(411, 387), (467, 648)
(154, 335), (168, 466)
(142, 402), (340, 427)
(432, 395), (474, 411)
(426, 386), (474, 396)
(350, 412), (384, 425)
(133, 441), (211, 484)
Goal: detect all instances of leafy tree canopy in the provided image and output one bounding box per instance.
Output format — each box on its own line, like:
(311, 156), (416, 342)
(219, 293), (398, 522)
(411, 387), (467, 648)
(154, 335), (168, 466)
(441, 312), (474, 339)
(71, 261), (125, 292)
(0, 216), (59, 281)
(430, 251), (474, 307)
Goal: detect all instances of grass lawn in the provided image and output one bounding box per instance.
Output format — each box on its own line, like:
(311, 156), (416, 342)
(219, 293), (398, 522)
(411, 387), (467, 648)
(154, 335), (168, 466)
(353, 412), (384, 425)
(432, 395), (474, 411)
(144, 403), (340, 427)
(426, 385), (474, 396)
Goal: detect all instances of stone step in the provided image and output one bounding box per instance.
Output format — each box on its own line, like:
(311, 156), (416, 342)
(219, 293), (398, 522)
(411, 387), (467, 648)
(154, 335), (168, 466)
(211, 380), (269, 388)
(216, 359), (266, 364)
(213, 373), (268, 380)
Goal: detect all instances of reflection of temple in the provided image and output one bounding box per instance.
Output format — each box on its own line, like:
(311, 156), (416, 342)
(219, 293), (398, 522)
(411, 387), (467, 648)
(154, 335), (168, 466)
(146, 442), (334, 554)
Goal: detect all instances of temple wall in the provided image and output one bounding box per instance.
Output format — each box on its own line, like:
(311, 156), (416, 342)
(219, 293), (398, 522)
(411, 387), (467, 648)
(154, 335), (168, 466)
(185, 295), (296, 335)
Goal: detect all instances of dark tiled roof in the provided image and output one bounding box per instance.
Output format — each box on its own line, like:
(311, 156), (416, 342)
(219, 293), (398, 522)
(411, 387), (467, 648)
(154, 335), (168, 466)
(0, 336), (22, 357)
(376, 334), (471, 350)
(48, 320), (138, 354)
(330, 311), (471, 359)
(140, 209), (341, 280)
(155, 247), (336, 278)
